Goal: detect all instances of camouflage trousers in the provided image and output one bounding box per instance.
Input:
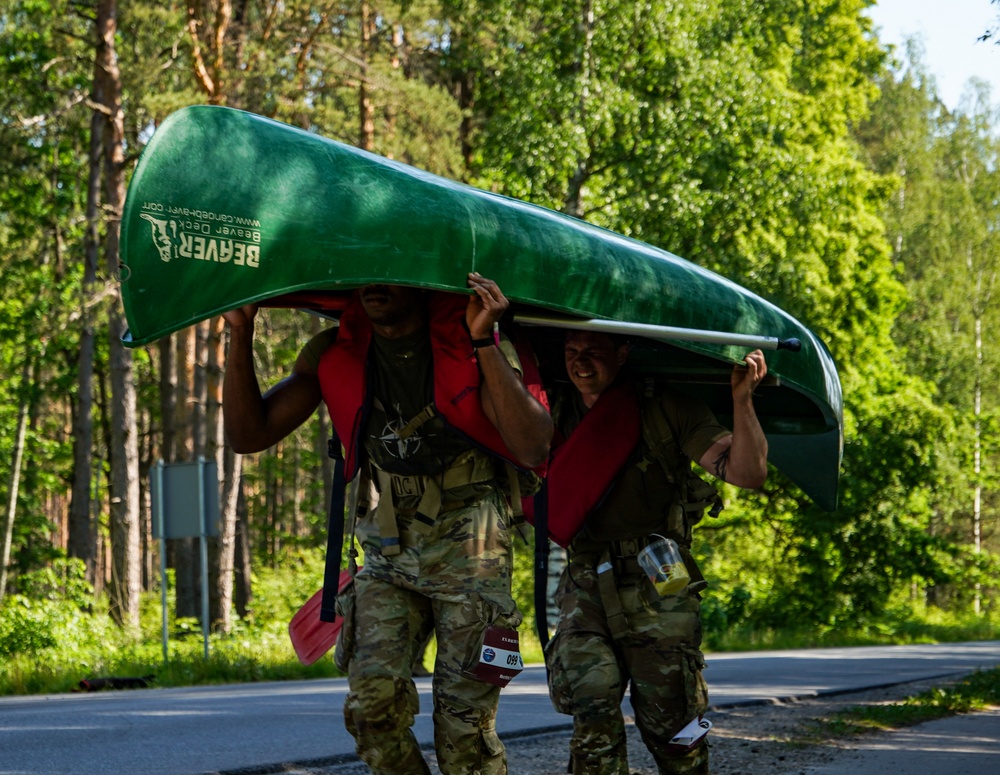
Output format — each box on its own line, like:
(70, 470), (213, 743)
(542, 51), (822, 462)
(338, 492), (522, 775)
(545, 562), (709, 775)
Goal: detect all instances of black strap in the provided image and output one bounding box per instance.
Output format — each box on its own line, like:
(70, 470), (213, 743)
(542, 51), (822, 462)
(320, 436), (347, 623)
(533, 479), (551, 648)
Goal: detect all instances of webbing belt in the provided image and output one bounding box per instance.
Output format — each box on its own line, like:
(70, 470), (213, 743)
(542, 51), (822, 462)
(371, 451), (497, 556)
(373, 468), (435, 555)
(320, 438), (363, 623)
(503, 462), (524, 518)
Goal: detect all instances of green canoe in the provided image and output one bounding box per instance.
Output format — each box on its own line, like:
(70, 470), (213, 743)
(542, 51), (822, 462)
(119, 105), (843, 510)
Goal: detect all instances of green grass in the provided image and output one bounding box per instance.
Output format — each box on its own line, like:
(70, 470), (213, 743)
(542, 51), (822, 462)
(0, 556), (349, 696)
(703, 610), (1000, 653)
(810, 667), (1000, 738)
(0, 629), (344, 695)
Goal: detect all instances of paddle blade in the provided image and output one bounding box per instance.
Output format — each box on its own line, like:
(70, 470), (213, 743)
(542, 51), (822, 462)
(288, 570), (354, 666)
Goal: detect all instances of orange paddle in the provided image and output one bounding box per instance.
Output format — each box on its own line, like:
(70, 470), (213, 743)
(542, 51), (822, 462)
(288, 568), (357, 666)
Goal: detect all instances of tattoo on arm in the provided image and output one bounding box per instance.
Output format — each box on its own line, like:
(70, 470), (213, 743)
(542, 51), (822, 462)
(713, 448), (730, 482)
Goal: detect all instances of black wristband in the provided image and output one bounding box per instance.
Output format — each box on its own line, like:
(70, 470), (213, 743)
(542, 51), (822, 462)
(471, 337), (496, 349)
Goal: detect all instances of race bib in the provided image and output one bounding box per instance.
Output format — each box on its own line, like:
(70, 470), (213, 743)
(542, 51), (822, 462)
(465, 625), (523, 688)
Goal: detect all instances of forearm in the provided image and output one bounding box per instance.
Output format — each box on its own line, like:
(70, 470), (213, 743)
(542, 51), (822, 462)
(477, 345), (553, 468)
(725, 396), (768, 488)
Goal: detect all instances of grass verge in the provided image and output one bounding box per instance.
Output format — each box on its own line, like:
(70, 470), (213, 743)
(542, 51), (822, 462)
(810, 667), (1000, 738)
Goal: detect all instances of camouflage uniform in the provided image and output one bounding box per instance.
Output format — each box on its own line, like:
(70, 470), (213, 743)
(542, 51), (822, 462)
(330, 327), (524, 775)
(545, 386), (727, 775)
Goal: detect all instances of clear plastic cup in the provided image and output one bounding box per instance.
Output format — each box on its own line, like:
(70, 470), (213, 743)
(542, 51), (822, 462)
(637, 535), (690, 596)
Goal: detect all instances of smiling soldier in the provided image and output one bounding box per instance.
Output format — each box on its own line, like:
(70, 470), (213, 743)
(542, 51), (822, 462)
(542, 330), (768, 774)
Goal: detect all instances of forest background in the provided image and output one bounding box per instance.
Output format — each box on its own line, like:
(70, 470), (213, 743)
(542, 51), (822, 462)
(3, 0), (1000, 693)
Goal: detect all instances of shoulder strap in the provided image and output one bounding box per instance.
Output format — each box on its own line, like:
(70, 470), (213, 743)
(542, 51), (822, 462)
(320, 437), (348, 623)
(640, 394), (724, 520)
(320, 435), (363, 622)
(533, 479), (551, 649)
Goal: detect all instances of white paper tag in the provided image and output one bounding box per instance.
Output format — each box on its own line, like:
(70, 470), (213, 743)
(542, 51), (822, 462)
(668, 716), (712, 749)
(480, 643), (523, 670)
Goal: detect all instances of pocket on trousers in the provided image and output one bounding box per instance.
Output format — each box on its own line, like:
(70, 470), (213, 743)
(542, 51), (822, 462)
(460, 593), (524, 688)
(333, 577), (358, 673)
(681, 646), (709, 717)
(544, 630), (576, 715)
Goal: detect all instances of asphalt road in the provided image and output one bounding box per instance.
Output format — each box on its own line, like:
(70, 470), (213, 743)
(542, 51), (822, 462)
(1, 641), (997, 775)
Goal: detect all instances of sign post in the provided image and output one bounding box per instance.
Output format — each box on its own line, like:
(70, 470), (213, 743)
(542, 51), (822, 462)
(151, 458), (220, 663)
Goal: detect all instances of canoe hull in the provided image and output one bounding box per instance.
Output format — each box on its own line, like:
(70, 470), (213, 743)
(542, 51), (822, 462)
(120, 106), (843, 510)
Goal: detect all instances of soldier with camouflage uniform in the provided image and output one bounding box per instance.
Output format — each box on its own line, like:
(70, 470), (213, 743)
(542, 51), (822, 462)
(545, 330), (768, 775)
(221, 275), (552, 775)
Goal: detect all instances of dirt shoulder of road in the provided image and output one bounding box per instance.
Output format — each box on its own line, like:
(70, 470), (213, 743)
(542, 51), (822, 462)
(705, 675), (967, 775)
(501, 675), (968, 775)
(299, 676), (966, 774)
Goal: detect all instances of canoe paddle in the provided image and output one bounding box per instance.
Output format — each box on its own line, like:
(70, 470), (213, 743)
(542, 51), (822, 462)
(288, 469), (363, 666)
(288, 568), (357, 666)
(513, 313), (802, 352)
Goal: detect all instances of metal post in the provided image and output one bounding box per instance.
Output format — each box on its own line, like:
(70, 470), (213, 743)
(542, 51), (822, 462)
(155, 461), (169, 665)
(198, 457), (210, 660)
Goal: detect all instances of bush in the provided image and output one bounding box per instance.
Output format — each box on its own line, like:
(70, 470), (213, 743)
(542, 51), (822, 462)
(18, 558), (93, 609)
(0, 596), (59, 656)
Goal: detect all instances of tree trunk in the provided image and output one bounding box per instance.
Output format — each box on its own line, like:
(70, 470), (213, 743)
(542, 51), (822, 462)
(94, 367), (110, 598)
(186, 0), (232, 105)
(208, 317), (240, 633)
(138, 410), (155, 590)
(213, 447), (243, 632)
(159, 335), (177, 464)
(69, 278), (96, 580)
(96, 0), (141, 629)
(0, 353), (31, 603)
(155, 334), (177, 613)
(174, 325), (198, 619)
(194, 320), (209, 457)
(233, 480), (252, 617)
(69, 87), (104, 583)
(973, 313), (982, 615)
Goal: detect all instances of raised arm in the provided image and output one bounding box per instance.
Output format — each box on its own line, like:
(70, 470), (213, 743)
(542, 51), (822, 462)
(222, 305), (324, 454)
(698, 349), (768, 489)
(466, 273), (553, 468)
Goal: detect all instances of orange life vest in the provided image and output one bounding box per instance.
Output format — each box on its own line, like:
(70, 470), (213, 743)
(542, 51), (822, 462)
(539, 381), (641, 547)
(317, 290), (547, 479)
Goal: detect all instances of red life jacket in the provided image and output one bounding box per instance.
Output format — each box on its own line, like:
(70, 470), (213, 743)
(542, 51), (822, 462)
(317, 290), (548, 480)
(541, 381), (641, 547)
